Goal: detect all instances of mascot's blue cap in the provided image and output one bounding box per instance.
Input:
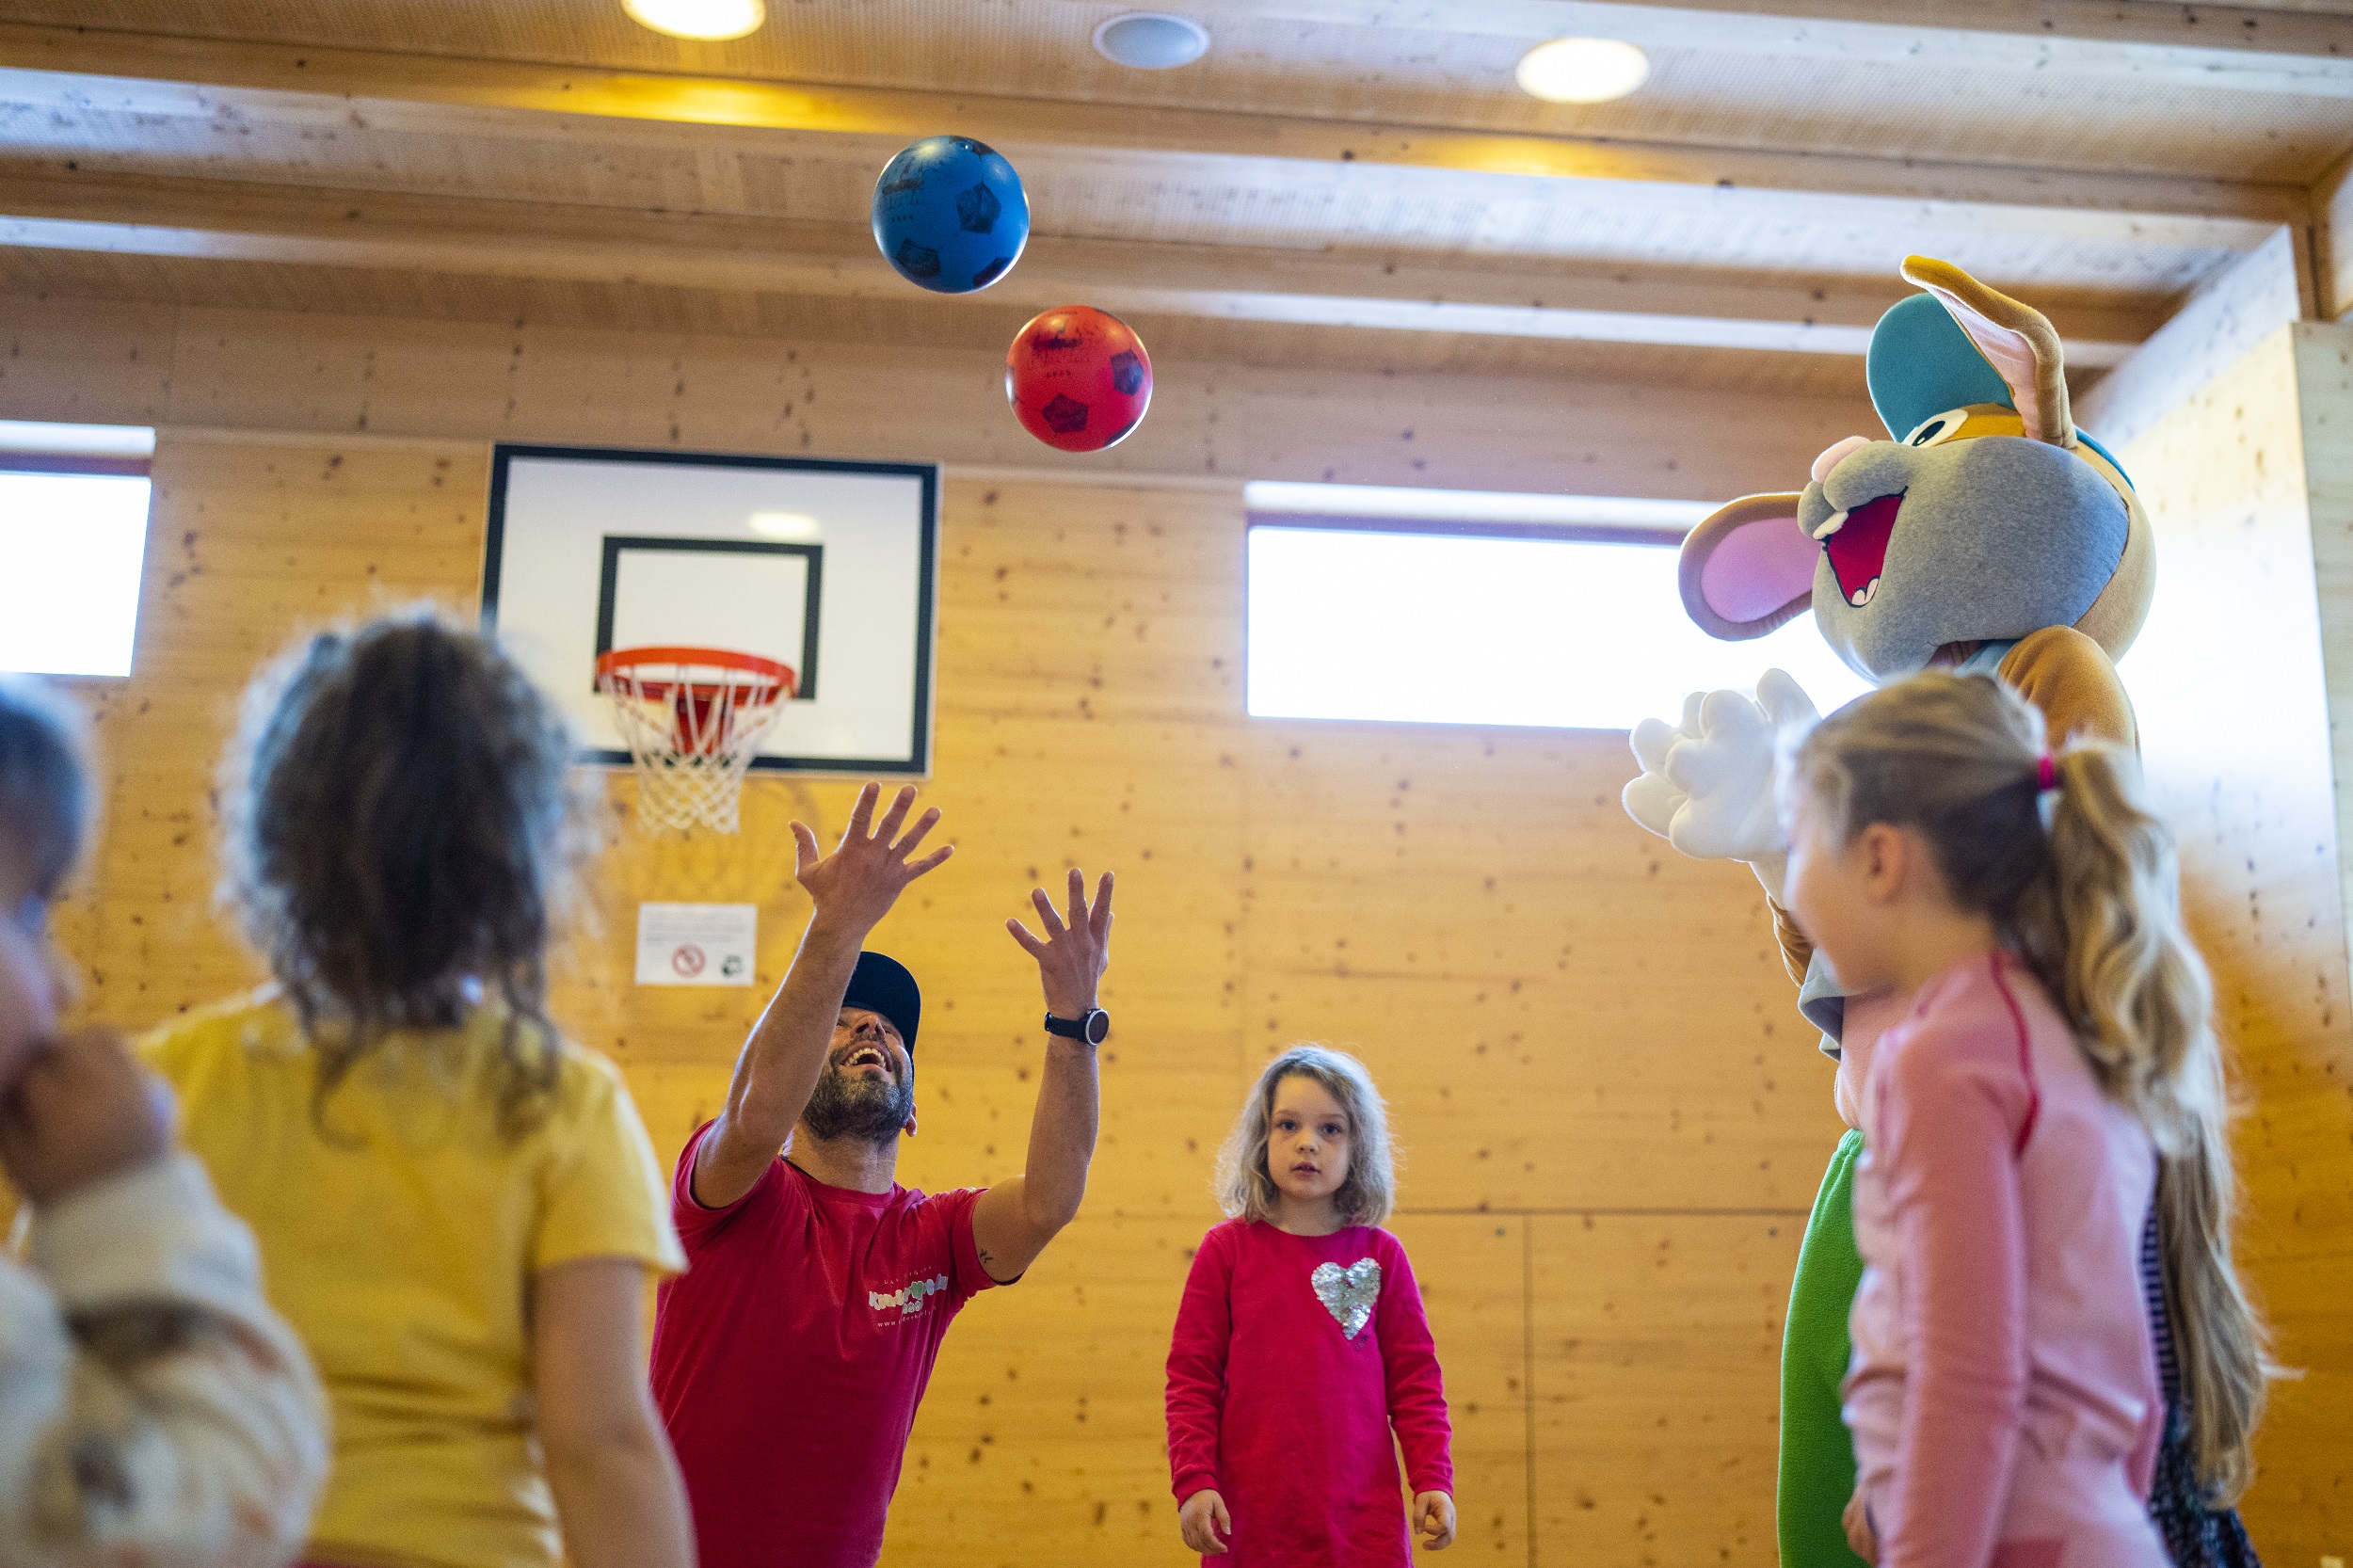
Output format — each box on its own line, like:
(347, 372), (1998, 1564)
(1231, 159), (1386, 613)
(1865, 292), (2015, 441)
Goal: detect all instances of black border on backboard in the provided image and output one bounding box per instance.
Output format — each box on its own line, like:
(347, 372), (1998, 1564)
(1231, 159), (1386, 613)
(483, 442), (939, 776)
(592, 536), (825, 700)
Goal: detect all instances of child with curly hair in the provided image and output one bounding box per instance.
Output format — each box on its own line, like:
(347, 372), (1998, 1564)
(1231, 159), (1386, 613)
(140, 615), (693, 1568)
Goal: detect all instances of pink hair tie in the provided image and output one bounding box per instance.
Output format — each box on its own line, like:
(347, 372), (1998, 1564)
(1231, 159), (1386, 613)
(2036, 753), (2058, 792)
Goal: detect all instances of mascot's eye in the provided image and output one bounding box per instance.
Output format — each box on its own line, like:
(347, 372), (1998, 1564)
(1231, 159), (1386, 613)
(1903, 408), (1972, 449)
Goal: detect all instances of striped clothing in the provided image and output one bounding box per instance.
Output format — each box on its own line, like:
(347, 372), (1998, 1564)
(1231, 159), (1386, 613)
(2140, 1208), (2261, 1568)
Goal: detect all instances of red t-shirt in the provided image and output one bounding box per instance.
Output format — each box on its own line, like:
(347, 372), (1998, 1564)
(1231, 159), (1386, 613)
(649, 1122), (998, 1568)
(1164, 1220), (1453, 1566)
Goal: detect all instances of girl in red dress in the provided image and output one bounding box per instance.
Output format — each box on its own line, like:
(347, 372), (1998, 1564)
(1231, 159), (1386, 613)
(1164, 1045), (1456, 1564)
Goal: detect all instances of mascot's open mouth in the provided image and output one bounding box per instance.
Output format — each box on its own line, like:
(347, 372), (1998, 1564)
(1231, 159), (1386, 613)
(1812, 491), (1902, 607)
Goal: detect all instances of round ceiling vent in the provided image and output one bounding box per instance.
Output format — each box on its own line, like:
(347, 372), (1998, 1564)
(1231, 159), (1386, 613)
(1094, 12), (1209, 70)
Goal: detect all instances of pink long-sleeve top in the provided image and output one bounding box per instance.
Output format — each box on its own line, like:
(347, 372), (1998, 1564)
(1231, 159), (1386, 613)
(1165, 1219), (1452, 1567)
(1845, 950), (2168, 1568)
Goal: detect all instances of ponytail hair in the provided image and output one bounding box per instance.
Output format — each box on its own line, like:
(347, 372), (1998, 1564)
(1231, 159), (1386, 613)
(1785, 671), (2269, 1500)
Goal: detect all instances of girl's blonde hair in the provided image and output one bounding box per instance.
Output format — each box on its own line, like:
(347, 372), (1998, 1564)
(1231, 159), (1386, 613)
(1784, 671), (2269, 1503)
(1216, 1045), (1396, 1228)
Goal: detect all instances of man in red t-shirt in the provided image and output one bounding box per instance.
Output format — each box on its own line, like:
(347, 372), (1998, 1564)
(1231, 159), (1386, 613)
(649, 784), (1113, 1568)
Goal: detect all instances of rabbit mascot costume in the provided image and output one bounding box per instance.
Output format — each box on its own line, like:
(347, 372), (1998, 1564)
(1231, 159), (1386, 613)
(1624, 256), (2254, 1567)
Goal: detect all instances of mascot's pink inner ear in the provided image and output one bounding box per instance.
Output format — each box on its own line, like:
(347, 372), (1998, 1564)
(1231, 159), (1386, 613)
(1699, 510), (1817, 624)
(1939, 297), (2051, 439)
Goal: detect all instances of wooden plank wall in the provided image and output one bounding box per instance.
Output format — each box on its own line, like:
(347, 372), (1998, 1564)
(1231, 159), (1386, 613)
(2116, 319), (2353, 1564)
(13, 289), (2351, 1563)
(0, 293), (1868, 500)
(8, 289), (1860, 1566)
(53, 441), (1842, 1568)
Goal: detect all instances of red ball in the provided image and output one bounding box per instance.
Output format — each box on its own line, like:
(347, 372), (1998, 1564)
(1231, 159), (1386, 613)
(1004, 306), (1152, 453)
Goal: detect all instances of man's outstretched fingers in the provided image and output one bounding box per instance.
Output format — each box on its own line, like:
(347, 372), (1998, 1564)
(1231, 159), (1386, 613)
(842, 780), (880, 840)
(892, 806), (942, 857)
(1088, 872), (1114, 937)
(1004, 917), (1049, 960)
(789, 821), (821, 879)
(872, 783), (917, 844)
(1030, 885), (1067, 936)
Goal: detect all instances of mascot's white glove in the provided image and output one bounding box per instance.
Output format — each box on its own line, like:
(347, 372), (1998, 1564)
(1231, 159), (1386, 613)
(1623, 669), (1819, 864)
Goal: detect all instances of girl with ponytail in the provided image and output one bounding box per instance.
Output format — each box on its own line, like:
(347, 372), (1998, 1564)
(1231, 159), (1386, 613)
(1777, 671), (2266, 1568)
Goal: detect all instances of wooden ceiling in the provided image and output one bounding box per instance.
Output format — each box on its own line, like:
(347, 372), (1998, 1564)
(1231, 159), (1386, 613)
(0, 0), (2346, 392)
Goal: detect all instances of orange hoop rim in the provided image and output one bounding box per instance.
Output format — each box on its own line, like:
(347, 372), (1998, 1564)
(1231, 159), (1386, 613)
(594, 645), (798, 702)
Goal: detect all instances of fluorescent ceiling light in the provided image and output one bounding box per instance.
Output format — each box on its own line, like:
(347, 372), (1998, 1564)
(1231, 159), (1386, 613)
(622, 0), (764, 40)
(0, 421), (154, 458)
(1094, 12), (1209, 69)
(1515, 38), (1651, 104)
(1244, 481), (1710, 532)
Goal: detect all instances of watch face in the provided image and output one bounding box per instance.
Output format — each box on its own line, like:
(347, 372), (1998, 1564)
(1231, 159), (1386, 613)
(1083, 1009), (1111, 1045)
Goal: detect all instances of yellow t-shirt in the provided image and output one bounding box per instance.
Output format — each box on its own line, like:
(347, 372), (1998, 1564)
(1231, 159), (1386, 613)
(141, 991), (686, 1568)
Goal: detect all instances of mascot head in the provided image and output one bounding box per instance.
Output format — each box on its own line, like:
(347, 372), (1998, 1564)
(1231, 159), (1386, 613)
(1674, 256), (2154, 682)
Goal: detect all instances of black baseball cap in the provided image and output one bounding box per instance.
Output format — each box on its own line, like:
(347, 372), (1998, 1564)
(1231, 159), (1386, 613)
(841, 952), (921, 1053)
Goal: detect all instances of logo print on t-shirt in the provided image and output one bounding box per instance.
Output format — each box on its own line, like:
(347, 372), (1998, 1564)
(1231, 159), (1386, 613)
(869, 1273), (951, 1320)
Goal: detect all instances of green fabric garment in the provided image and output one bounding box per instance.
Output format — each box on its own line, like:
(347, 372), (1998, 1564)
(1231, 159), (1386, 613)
(1779, 1129), (1870, 1568)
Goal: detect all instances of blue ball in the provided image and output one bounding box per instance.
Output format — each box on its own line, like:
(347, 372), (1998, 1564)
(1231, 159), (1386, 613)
(871, 136), (1031, 295)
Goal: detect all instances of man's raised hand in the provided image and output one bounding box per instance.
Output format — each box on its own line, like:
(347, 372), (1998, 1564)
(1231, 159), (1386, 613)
(1006, 867), (1112, 1021)
(792, 784), (952, 937)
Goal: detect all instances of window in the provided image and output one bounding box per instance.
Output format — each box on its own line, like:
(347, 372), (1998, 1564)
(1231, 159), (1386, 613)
(1243, 483), (1870, 731)
(0, 422), (154, 679)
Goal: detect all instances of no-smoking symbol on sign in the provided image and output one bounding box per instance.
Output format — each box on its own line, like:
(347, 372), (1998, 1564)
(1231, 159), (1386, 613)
(671, 944), (707, 978)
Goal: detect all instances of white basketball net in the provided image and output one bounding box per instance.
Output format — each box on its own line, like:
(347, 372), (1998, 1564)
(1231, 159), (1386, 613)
(595, 650), (794, 835)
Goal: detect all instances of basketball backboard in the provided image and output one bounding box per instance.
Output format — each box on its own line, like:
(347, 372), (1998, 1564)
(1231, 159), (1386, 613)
(483, 443), (938, 776)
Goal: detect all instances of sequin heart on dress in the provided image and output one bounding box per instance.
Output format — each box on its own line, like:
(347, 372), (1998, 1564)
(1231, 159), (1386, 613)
(1310, 1257), (1382, 1340)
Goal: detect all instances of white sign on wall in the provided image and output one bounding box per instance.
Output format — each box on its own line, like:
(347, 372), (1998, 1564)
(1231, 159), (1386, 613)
(635, 903), (760, 987)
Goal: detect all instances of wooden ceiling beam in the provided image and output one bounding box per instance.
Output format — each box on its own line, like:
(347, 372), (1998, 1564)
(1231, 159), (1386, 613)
(0, 168), (2160, 361)
(1172, 0), (2352, 96)
(0, 22), (2305, 229)
(2322, 151), (2353, 320)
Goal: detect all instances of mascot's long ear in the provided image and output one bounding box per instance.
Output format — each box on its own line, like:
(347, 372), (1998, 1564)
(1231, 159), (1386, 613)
(1899, 256), (2073, 447)
(1679, 493), (1815, 641)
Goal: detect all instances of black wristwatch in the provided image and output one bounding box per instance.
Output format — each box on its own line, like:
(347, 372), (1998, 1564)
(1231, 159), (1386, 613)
(1044, 1008), (1111, 1045)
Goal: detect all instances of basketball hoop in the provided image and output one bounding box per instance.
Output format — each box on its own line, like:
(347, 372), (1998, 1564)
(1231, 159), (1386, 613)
(594, 646), (797, 834)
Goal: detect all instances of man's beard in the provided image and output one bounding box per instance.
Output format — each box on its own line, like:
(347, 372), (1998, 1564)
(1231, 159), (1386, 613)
(802, 1063), (915, 1146)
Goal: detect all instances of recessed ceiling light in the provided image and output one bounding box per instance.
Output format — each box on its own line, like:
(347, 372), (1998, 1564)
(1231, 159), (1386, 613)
(623, 0), (764, 41)
(1515, 38), (1650, 104)
(1094, 12), (1209, 70)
